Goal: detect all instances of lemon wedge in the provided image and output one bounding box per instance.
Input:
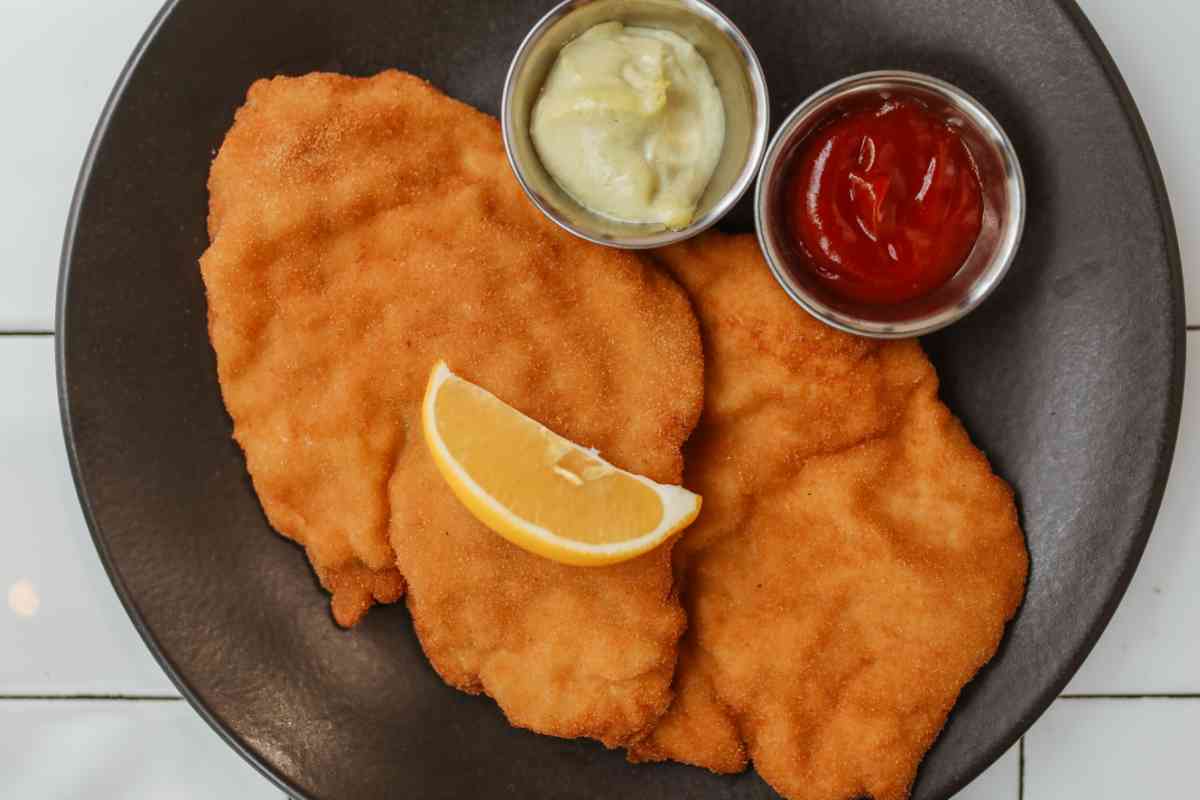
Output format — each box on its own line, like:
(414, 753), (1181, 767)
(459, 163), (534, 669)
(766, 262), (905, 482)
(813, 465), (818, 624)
(421, 361), (701, 566)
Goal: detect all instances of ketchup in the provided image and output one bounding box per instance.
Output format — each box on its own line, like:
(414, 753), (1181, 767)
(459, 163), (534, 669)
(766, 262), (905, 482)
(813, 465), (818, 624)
(785, 97), (983, 306)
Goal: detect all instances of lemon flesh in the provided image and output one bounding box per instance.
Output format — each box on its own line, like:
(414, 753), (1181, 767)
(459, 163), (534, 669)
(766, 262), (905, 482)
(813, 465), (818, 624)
(422, 361), (701, 565)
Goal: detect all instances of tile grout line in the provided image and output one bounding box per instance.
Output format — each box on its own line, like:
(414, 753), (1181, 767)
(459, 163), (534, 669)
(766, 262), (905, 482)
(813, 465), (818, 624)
(0, 693), (182, 701)
(1018, 736), (1024, 800)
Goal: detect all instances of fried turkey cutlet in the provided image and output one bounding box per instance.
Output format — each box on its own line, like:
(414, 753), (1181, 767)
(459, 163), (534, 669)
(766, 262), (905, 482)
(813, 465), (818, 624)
(200, 71), (705, 746)
(627, 233), (1028, 800)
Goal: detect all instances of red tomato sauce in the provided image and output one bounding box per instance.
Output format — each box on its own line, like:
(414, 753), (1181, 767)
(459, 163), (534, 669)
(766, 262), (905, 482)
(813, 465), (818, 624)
(785, 97), (983, 306)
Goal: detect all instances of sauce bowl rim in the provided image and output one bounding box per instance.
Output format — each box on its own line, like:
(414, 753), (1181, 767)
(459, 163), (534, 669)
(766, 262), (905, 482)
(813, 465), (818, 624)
(754, 69), (1027, 338)
(502, 0), (771, 250)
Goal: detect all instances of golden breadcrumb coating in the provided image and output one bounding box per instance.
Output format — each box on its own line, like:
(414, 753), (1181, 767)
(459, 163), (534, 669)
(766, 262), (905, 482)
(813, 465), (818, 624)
(200, 71), (704, 747)
(628, 234), (1028, 800)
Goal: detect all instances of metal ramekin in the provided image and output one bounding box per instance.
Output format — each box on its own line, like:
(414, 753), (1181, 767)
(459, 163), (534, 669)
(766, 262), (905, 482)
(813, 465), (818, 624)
(755, 71), (1026, 338)
(502, 0), (769, 249)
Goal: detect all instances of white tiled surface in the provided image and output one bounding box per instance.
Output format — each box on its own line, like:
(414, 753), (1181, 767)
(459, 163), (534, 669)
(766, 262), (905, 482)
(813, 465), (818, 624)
(1, 700), (275, 799)
(0, 339), (174, 695)
(1064, 340), (1200, 693)
(1025, 699), (1200, 799)
(1076, 0), (1200, 323)
(0, 0), (160, 331)
(1, 0), (1197, 798)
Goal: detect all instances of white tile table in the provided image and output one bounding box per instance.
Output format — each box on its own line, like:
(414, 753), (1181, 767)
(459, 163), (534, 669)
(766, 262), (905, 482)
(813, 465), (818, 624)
(2, 0), (1196, 797)
(1025, 699), (1200, 799)
(1, 700), (273, 799)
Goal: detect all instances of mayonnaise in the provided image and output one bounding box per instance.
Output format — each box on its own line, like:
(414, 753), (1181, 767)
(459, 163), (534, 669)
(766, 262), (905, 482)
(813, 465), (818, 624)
(530, 21), (726, 229)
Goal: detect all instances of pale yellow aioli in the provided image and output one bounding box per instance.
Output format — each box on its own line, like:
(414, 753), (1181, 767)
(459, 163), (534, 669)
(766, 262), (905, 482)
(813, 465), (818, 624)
(530, 21), (726, 229)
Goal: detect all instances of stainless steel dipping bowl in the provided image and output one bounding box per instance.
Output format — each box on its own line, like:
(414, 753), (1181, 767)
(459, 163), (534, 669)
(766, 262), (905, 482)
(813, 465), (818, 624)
(502, 0), (769, 249)
(756, 71), (1026, 338)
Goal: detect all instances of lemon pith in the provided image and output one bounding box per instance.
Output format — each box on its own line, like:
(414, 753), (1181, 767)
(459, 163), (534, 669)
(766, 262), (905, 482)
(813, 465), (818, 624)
(421, 361), (701, 566)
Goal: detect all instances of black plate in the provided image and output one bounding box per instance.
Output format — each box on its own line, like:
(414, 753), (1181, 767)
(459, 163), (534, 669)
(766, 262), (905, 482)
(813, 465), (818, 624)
(57, 1), (1184, 798)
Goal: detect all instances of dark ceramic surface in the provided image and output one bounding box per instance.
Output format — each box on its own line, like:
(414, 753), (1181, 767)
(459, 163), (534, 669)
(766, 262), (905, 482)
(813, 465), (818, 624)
(57, 1), (1184, 798)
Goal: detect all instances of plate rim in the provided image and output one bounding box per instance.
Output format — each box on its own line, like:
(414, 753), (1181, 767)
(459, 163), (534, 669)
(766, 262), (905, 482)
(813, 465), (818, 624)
(53, 1), (1186, 798)
(54, 1), (303, 795)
